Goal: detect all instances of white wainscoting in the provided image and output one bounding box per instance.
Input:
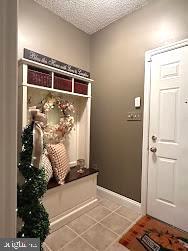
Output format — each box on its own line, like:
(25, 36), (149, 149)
(43, 173), (99, 233)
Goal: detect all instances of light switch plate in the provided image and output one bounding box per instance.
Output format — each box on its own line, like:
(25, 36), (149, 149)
(135, 97), (141, 108)
(127, 112), (142, 121)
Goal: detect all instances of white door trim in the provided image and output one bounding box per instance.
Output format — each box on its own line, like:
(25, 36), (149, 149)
(0, 0), (18, 237)
(141, 38), (188, 215)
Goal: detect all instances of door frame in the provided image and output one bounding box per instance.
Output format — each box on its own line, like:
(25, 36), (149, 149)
(141, 38), (188, 215)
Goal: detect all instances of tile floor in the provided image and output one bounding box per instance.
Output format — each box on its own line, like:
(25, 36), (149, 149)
(44, 193), (141, 251)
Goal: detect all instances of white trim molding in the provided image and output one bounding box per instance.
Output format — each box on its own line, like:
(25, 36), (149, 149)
(0, 0), (18, 237)
(50, 198), (98, 233)
(145, 39), (188, 62)
(44, 174), (99, 233)
(141, 38), (188, 215)
(97, 186), (141, 212)
(19, 58), (94, 83)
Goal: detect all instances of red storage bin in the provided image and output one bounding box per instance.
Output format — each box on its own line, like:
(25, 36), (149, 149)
(54, 75), (72, 92)
(27, 68), (52, 88)
(74, 81), (88, 95)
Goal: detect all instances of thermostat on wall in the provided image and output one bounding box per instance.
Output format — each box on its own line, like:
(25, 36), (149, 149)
(135, 97), (141, 108)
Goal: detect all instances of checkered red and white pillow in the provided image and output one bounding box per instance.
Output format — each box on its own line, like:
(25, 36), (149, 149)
(41, 152), (53, 182)
(47, 143), (69, 185)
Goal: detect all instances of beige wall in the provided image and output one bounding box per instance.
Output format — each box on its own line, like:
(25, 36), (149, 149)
(90, 0), (188, 202)
(0, 0), (18, 236)
(18, 0), (188, 203)
(18, 0), (90, 71)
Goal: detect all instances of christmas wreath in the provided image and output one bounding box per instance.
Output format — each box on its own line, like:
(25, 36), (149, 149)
(41, 93), (75, 143)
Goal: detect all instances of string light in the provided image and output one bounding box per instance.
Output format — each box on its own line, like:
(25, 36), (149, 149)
(17, 116), (49, 244)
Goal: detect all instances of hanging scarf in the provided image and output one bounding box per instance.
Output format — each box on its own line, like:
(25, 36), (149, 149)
(29, 108), (47, 168)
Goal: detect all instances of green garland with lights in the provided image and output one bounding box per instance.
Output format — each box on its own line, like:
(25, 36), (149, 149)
(17, 121), (50, 248)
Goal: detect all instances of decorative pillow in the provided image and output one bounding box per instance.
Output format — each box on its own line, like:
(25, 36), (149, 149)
(47, 143), (69, 185)
(41, 152), (53, 183)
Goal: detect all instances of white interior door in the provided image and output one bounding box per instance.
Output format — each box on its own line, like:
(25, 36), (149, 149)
(147, 46), (188, 232)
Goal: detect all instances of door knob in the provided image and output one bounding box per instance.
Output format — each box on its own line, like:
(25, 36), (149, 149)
(152, 135), (157, 141)
(150, 147), (157, 153)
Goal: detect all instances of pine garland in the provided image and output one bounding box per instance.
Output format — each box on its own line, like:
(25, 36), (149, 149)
(17, 122), (50, 248)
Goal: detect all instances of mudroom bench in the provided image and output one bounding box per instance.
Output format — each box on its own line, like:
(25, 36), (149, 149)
(43, 167), (99, 233)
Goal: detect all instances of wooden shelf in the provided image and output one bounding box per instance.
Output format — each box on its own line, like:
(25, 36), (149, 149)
(19, 58), (94, 83)
(18, 58), (93, 169)
(21, 83), (91, 98)
(19, 59), (92, 98)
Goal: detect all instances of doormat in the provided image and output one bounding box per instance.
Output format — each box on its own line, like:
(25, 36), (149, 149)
(119, 215), (188, 251)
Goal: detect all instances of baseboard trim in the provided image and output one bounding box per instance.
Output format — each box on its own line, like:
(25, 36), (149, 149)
(97, 186), (141, 212)
(50, 198), (98, 233)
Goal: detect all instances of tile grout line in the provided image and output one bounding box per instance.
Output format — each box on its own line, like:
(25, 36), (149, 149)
(62, 204), (122, 250)
(98, 196), (140, 213)
(98, 222), (119, 237)
(85, 206), (112, 222)
(103, 220), (135, 251)
(47, 198), (140, 251)
(96, 206), (136, 241)
(104, 235), (123, 251)
(87, 203), (135, 225)
(65, 225), (98, 251)
(97, 200), (140, 250)
(59, 233), (79, 251)
(98, 194), (141, 214)
(77, 235), (98, 251)
(99, 199), (140, 221)
(57, 205), (103, 250)
(104, 215), (142, 251)
(113, 211), (137, 223)
(43, 242), (53, 251)
(83, 205), (125, 249)
(87, 210), (114, 224)
(86, 204), (122, 222)
(113, 204), (141, 222)
(98, 215), (133, 237)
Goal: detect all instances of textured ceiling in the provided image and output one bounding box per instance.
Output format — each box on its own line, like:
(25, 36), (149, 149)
(34, 0), (152, 34)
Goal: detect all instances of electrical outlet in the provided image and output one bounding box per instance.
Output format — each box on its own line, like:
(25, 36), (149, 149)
(127, 112), (142, 121)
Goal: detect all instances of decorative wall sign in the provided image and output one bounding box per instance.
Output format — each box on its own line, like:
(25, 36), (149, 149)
(24, 48), (90, 78)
